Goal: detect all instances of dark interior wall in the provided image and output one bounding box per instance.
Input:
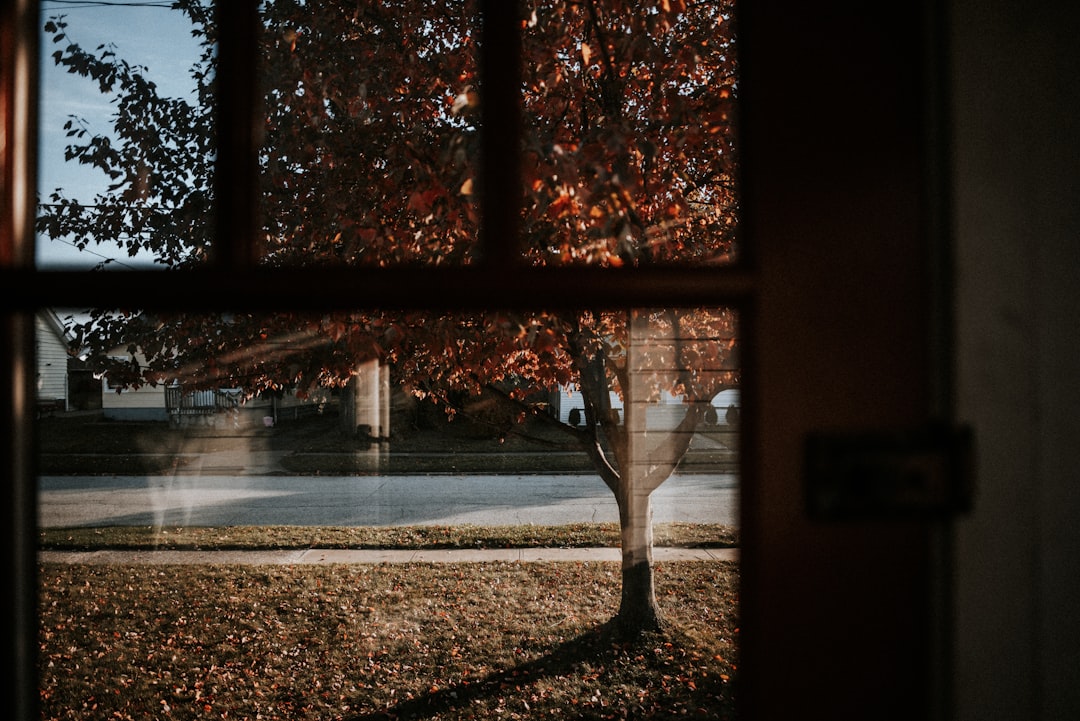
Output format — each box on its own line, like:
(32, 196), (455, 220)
(951, 1), (1080, 718)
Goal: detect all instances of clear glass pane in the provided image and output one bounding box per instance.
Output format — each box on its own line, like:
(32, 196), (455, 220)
(258, 1), (738, 268)
(520, 2), (739, 266)
(258, 1), (483, 266)
(36, 2), (738, 270)
(37, 305), (740, 716)
(36, 2), (212, 270)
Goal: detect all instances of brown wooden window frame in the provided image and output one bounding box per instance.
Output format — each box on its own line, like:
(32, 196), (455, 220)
(3, 3), (756, 718)
(7, 0), (963, 716)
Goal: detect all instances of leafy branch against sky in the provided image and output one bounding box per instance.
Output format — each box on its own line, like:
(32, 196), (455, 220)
(37, 1), (201, 268)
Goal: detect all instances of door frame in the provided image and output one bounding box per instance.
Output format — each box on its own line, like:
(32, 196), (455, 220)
(738, 3), (954, 718)
(2, 2), (955, 719)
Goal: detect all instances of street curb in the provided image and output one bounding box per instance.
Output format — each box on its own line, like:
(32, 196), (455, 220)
(38, 547), (739, 565)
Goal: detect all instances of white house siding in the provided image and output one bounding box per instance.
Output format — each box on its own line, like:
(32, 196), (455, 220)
(98, 348), (166, 421)
(556, 385), (740, 428)
(102, 382), (168, 421)
(35, 311), (70, 406)
(712, 388), (741, 420)
(555, 385), (623, 425)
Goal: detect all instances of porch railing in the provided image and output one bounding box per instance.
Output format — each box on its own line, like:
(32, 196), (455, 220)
(165, 386), (241, 417)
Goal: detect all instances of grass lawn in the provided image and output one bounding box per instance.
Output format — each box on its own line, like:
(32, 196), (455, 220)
(38, 523), (739, 552)
(38, 414), (740, 718)
(39, 560), (739, 720)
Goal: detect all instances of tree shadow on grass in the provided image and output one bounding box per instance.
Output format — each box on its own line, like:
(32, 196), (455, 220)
(346, 620), (736, 720)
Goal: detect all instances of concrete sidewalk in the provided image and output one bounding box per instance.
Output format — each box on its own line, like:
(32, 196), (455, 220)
(38, 546), (739, 565)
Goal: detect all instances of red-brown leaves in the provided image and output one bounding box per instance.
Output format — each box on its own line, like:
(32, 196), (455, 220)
(46, 0), (741, 444)
(39, 561), (739, 720)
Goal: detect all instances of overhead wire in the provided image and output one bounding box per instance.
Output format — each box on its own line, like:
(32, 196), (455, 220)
(41, 1), (177, 8)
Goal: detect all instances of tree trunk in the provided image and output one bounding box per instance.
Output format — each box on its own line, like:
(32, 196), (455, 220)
(615, 477), (663, 635)
(614, 310), (664, 636)
(569, 310), (724, 636)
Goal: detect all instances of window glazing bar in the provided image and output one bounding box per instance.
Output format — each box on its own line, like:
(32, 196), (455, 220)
(1, 0), (41, 719)
(2, 265), (756, 312)
(212, 0), (261, 270)
(478, 0), (523, 269)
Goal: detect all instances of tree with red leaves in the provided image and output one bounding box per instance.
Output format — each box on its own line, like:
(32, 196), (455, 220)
(38, 0), (738, 635)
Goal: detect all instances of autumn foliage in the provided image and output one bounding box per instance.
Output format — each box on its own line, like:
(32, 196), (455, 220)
(38, 0), (739, 633)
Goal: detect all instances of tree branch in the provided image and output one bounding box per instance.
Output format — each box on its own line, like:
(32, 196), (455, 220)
(583, 0), (620, 112)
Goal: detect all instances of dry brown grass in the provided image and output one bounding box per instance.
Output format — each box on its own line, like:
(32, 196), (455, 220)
(39, 561), (739, 720)
(38, 523), (739, 552)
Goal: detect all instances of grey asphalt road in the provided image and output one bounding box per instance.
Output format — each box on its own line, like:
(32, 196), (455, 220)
(38, 472), (739, 528)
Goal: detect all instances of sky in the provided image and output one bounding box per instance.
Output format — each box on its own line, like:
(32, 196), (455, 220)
(36, 0), (202, 269)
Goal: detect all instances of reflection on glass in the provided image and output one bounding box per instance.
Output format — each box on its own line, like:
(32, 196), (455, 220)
(40, 305), (739, 577)
(40, 306), (738, 495)
(37, 305), (740, 714)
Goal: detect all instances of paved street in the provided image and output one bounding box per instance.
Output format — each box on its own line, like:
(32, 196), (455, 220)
(38, 472), (738, 529)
